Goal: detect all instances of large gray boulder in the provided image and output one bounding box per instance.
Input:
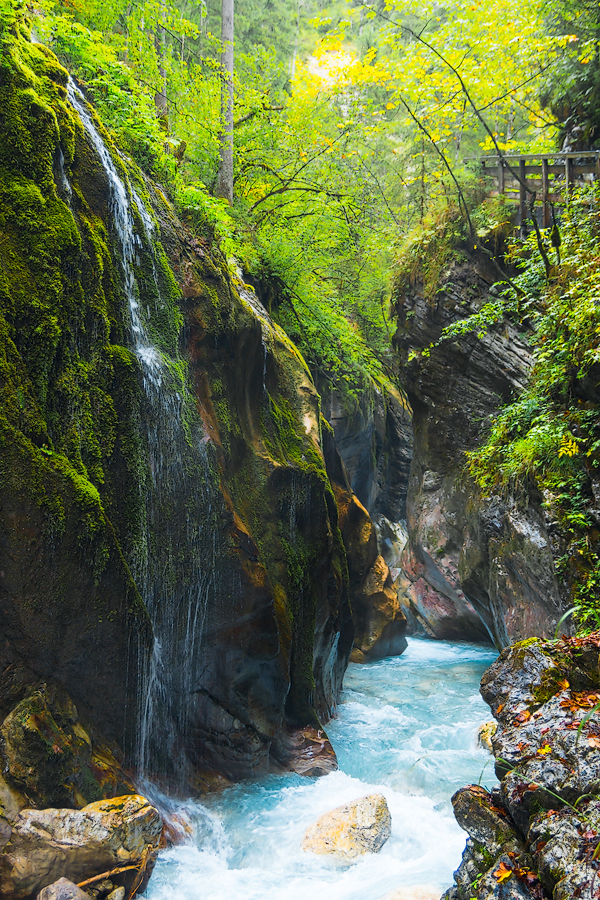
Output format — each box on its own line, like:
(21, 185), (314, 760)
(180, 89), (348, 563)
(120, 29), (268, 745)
(37, 878), (90, 900)
(0, 795), (161, 900)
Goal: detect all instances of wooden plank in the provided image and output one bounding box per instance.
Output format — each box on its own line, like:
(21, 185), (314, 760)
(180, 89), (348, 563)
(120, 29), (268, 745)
(572, 163), (599, 175)
(497, 192), (563, 204)
(466, 151), (600, 162)
(504, 178), (544, 190)
(498, 159), (505, 194)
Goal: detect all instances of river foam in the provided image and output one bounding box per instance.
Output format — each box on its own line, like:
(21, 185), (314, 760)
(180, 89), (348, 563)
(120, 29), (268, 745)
(143, 637), (497, 900)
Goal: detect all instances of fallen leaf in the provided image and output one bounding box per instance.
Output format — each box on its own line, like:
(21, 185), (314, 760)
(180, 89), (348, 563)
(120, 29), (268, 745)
(537, 745), (552, 755)
(493, 862), (512, 883)
(514, 710), (532, 725)
(558, 679), (570, 690)
(588, 735), (600, 748)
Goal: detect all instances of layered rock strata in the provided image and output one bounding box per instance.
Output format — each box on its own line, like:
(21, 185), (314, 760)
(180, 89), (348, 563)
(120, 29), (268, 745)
(394, 235), (564, 647)
(446, 634), (600, 900)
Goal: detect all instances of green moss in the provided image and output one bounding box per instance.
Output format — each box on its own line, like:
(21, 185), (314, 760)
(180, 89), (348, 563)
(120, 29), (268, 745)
(531, 663), (568, 705)
(512, 637), (542, 650)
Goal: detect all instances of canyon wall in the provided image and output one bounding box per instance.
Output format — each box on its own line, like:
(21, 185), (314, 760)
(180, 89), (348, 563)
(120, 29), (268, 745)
(393, 234), (565, 648)
(0, 25), (365, 801)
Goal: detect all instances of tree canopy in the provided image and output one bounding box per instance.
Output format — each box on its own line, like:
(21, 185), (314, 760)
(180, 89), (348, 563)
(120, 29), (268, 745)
(2, 0), (595, 399)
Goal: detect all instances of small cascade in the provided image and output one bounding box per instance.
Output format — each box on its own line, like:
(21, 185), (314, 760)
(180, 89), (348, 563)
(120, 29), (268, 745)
(68, 82), (227, 781)
(56, 148), (72, 199)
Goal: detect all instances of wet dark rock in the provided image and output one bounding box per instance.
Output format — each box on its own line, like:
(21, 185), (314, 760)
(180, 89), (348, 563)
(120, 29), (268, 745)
(394, 238), (564, 647)
(320, 382), (412, 522)
(449, 633), (600, 900)
(0, 683), (132, 809)
(452, 786), (523, 857)
(529, 800), (600, 900)
(323, 433), (407, 662)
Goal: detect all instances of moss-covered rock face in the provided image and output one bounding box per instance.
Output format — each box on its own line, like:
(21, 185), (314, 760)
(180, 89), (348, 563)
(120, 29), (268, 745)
(0, 21), (354, 788)
(0, 19), (152, 770)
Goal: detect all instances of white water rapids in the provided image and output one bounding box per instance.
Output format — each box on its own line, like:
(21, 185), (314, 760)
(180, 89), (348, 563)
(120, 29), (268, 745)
(143, 638), (498, 900)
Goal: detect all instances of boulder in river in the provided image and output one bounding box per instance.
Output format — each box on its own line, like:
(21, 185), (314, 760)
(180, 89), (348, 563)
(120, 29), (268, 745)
(0, 794), (161, 900)
(37, 878), (91, 900)
(301, 793), (391, 859)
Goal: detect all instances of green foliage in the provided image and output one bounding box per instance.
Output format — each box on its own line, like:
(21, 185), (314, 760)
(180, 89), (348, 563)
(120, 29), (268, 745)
(465, 187), (600, 626)
(540, 0), (600, 150)
(27, 0), (580, 405)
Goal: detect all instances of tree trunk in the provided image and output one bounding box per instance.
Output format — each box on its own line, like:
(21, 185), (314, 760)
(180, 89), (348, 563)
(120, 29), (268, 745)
(216, 0), (234, 204)
(154, 26), (168, 129)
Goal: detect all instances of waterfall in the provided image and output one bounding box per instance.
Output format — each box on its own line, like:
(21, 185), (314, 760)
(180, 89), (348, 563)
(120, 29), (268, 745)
(67, 82), (225, 781)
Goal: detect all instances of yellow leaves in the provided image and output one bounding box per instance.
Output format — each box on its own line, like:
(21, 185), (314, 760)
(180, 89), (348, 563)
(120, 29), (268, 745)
(386, 102), (396, 110)
(559, 435), (580, 457)
(494, 862), (512, 883)
(537, 745), (552, 756)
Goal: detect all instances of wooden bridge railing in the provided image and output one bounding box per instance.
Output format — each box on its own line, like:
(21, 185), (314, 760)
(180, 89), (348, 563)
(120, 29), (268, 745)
(466, 151), (600, 228)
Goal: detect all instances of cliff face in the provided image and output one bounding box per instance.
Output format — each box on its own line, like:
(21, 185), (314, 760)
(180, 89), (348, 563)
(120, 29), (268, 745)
(320, 380), (412, 524)
(393, 236), (564, 648)
(0, 25), (357, 798)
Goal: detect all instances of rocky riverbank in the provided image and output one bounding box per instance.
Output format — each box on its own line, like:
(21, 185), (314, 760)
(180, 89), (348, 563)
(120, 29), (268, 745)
(446, 633), (600, 900)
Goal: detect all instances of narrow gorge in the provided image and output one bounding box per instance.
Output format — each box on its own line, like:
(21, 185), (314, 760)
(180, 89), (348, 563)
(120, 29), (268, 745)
(1, 3), (600, 900)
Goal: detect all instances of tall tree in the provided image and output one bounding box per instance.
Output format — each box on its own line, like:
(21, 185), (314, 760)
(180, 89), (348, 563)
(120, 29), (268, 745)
(216, 0), (234, 203)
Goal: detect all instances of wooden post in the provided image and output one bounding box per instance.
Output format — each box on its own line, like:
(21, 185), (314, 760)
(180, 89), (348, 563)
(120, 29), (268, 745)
(519, 158), (527, 235)
(565, 156), (572, 203)
(596, 152), (600, 184)
(542, 158), (549, 228)
(497, 158), (505, 195)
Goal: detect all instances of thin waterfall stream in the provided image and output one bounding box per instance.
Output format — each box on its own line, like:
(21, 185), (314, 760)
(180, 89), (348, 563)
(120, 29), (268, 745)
(67, 82), (227, 780)
(143, 638), (498, 900)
